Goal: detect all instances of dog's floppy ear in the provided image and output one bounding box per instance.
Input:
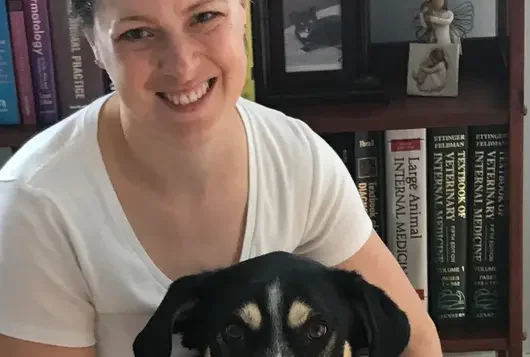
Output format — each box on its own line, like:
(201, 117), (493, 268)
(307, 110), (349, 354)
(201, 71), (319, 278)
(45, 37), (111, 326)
(329, 269), (410, 357)
(133, 272), (212, 357)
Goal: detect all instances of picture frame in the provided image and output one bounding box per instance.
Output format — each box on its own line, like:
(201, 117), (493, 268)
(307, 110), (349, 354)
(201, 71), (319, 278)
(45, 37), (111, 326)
(250, 0), (382, 107)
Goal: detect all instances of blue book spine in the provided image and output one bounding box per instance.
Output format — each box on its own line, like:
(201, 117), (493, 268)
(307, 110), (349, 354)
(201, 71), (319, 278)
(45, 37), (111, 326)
(0, 0), (21, 125)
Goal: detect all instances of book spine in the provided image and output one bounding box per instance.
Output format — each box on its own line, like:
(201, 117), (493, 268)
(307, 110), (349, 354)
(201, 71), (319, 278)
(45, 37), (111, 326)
(321, 133), (355, 175)
(353, 131), (386, 243)
(241, 2), (255, 101)
(0, 0), (21, 124)
(23, 0), (59, 126)
(8, 0), (36, 124)
(468, 125), (509, 324)
(48, 0), (105, 118)
(427, 126), (468, 325)
(384, 128), (428, 310)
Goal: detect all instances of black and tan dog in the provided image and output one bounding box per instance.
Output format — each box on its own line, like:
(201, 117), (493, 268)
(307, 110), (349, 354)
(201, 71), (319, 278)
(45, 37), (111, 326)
(133, 251), (410, 357)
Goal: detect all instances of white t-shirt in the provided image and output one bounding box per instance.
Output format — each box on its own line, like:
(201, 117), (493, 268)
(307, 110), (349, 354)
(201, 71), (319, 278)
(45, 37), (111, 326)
(0, 93), (373, 357)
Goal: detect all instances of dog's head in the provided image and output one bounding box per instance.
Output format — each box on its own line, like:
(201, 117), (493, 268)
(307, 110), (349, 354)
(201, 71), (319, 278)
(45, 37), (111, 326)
(133, 251), (410, 357)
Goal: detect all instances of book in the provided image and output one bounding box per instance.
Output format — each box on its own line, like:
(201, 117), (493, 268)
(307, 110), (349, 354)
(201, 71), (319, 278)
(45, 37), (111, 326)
(8, 0), (36, 124)
(385, 128), (429, 309)
(241, 2), (255, 101)
(468, 124), (509, 324)
(23, 0), (59, 126)
(0, 0), (21, 124)
(49, 0), (106, 117)
(427, 127), (468, 324)
(354, 131), (386, 243)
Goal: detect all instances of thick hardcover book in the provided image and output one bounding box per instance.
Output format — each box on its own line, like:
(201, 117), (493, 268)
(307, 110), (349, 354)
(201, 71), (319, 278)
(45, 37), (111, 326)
(23, 0), (59, 125)
(241, 2), (255, 101)
(8, 0), (36, 124)
(353, 131), (386, 243)
(427, 126), (468, 325)
(321, 133), (355, 176)
(468, 124), (509, 324)
(0, 0), (21, 124)
(385, 128), (428, 310)
(49, 0), (105, 117)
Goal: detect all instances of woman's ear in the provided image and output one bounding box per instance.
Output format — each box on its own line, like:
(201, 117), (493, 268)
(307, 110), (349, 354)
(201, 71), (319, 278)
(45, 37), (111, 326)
(329, 269), (411, 357)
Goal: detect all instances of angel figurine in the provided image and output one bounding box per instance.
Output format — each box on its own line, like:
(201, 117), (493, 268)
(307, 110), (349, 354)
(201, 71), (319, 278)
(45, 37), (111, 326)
(414, 0), (474, 55)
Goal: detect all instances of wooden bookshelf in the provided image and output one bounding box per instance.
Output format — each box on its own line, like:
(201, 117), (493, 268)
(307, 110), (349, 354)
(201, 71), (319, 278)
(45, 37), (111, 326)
(0, 125), (37, 148)
(255, 1), (526, 357)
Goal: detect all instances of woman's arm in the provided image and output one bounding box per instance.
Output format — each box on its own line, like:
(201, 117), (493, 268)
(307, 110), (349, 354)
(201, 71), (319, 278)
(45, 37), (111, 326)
(0, 335), (95, 357)
(290, 119), (443, 356)
(0, 182), (97, 356)
(335, 231), (443, 357)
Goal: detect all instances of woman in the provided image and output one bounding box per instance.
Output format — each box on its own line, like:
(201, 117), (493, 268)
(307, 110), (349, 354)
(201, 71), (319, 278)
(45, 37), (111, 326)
(0, 0), (442, 356)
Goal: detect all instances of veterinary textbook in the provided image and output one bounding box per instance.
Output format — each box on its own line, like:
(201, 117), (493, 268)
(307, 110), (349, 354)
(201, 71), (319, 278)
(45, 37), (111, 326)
(384, 128), (429, 310)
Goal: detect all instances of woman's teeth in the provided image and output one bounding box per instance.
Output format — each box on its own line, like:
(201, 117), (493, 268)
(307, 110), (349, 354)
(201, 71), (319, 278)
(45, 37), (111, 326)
(161, 80), (211, 106)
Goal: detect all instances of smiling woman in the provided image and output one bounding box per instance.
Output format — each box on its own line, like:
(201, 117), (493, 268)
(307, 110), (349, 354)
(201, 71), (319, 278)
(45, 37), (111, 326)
(0, 0), (441, 356)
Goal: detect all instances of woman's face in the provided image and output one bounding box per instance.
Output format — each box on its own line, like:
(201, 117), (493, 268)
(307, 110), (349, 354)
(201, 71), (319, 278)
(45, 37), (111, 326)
(88, 0), (247, 134)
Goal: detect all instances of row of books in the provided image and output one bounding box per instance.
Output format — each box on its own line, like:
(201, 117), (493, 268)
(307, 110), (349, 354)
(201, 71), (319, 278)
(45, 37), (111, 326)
(0, 0), (114, 126)
(321, 124), (509, 327)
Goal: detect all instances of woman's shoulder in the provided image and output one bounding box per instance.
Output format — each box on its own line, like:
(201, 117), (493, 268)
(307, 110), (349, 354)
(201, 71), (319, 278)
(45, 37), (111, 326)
(236, 97), (341, 178)
(236, 97), (323, 150)
(0, 93), (112, 191)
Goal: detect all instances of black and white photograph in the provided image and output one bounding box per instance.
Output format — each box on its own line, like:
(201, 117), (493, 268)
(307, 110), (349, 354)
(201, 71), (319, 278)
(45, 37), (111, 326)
(407, 43), (460, 97)
(283, 0), (343, 73)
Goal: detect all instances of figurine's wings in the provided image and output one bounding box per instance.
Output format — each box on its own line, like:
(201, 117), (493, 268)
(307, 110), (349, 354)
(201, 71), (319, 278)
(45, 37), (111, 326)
(412, 1), (475, 43)
(412, 10), (433, 43)
(450, 1), (475, 41)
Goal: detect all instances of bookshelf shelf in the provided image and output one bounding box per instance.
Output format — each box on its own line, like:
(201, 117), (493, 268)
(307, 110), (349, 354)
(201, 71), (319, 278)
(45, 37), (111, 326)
(439, 326), (508, 352)
(275, 38), (510, 133)
(0, 125), (37, 148)
(279, 71), (508, 133)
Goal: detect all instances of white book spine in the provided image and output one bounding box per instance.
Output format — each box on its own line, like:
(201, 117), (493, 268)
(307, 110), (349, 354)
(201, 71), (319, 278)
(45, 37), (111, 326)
(384, 128), (429, 310)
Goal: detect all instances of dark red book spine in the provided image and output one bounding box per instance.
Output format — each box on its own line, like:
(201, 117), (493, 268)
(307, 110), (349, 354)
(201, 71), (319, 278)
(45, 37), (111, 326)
(8, 0), (37, 124)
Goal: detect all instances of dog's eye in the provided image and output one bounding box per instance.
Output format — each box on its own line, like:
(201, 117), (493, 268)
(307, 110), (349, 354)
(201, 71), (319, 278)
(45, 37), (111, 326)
(224, 323), (245, 340)
(306, 321), (327, 340)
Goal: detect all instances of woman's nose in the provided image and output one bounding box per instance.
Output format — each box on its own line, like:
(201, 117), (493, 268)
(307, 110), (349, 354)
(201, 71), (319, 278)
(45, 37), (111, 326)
(156, 34), (201, 82)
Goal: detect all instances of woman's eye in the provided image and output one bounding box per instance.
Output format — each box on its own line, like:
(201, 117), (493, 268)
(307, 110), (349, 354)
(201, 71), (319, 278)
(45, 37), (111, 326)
(120, 28), (153, 41)
(192, 11), (220, 25)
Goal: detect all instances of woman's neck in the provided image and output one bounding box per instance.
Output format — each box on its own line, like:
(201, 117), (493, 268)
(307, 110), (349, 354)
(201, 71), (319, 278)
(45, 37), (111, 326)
(99, 95), (248, 199)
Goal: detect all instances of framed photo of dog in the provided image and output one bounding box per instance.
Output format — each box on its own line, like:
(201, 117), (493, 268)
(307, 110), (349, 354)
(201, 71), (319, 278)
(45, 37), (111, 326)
(250, 0), (382, 106)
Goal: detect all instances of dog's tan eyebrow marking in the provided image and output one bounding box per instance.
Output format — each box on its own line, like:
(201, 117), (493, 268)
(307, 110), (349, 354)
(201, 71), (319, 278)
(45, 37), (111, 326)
(237, 302), (262, 330)
(287, 300), (312, 328)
